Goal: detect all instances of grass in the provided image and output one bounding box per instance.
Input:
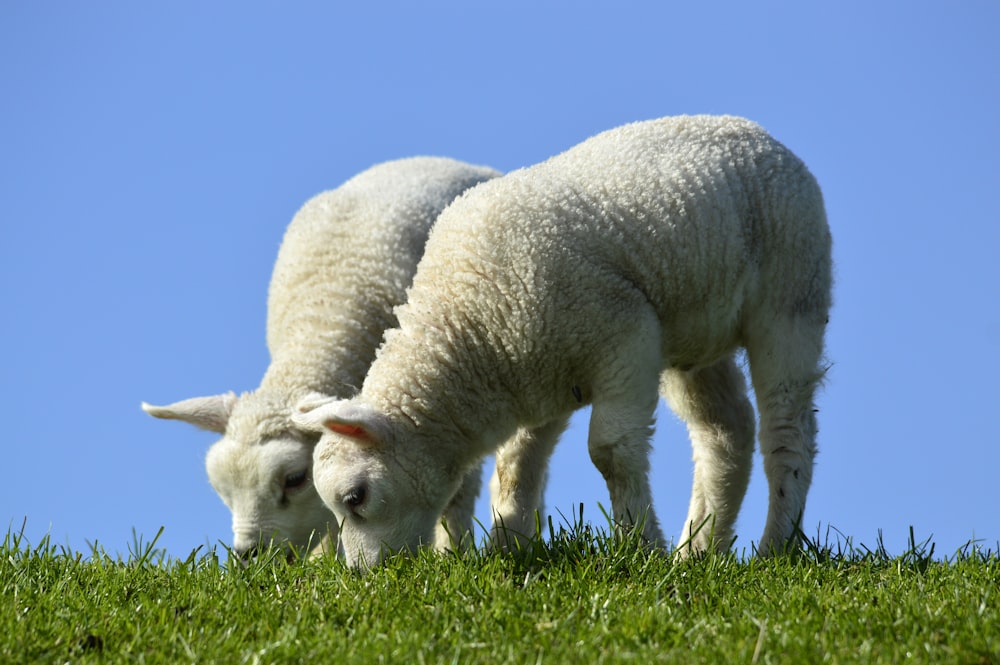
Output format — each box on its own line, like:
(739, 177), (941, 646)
(2, 516), (998, 664)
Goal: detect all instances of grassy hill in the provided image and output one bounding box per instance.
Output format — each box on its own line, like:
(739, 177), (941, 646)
(3, 520), (997, 664)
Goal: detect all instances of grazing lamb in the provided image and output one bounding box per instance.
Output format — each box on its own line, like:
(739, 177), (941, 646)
(142, 157), (499, 558)
(296, 115), (832, 568)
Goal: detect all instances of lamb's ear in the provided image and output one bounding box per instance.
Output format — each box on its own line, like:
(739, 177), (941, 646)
(294, 392), (339, 415)
(141, 392), (238, 434)
(293, 398), (387, 444)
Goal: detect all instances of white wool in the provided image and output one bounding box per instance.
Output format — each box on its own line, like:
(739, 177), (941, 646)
(142, 157), (499, 556)
(301, 116), (832, 568)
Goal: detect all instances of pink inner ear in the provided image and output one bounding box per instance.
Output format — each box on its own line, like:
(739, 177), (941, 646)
(325, 421), (370, 440)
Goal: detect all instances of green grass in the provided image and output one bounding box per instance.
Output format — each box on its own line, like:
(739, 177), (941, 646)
(2, 518), (998, 664)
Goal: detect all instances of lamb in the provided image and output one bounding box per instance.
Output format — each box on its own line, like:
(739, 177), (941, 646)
(295, 115), (832, 568)
(142, 157), (499, 558)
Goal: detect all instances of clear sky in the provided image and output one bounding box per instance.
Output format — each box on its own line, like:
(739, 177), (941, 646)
(2, 2), (997, 560)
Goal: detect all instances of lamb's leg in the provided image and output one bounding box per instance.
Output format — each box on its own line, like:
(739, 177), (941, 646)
(663, 356), (756, 556)
(745, 314), (826, 556)
(435, 465), (483, 551)
(488, 417), (570, 551)
(587, 315), (664, 546)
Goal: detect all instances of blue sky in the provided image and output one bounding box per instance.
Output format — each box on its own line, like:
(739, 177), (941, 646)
(2, 2), (997, 560)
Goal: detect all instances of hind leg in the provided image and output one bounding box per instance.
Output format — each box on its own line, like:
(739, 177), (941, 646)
(664, 355), (756, 555)
(746, 314), (826, 556)
(488, 417), (569, 550)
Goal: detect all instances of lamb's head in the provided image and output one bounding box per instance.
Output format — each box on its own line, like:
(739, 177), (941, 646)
(295, 397), (456, 569)
(142, 391), (335, 560)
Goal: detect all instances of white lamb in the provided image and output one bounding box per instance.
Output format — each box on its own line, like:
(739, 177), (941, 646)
(296, 116), (833, 568)
(142, 157), (499, 558)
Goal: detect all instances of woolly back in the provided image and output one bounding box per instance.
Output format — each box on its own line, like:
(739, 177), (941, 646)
(408, 116), (828, 322)
(368, 116), (829, 418)
(261, 157), (499, 396)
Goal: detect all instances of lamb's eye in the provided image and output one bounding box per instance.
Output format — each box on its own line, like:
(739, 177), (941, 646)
(284, 470), (308, 491)
(344, 486), (366, 510)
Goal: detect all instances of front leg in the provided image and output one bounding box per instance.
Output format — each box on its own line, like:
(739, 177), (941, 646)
(586, 314), (665, 547)
(435, 464), (483, 551)
(488, 418), (568, 551)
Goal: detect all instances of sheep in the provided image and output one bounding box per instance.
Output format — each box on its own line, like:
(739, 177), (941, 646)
(142, 157), (500, 558)
(295, 115), (832, 568)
